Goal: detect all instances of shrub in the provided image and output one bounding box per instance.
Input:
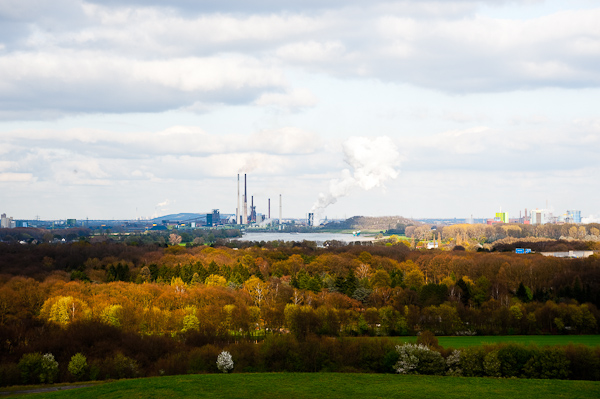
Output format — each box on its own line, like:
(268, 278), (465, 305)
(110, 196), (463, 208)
(446, 350), (462, 376)
(153, 352), (189, 376)
(565, 344), (600, 380)
(497, 344), (532, 377)
(483, 350), (501, 377)
(522, 347), (570, 379)
(227, 341), (259, 372)
(111, 353), (139, 379)
(216, 351), (234, 373)
(260, 335), (301, 372)
(39, 353), (59, 384)
(188, 345), (221, 373)
(416, 330), (439, 349)
(18, 352), (43, 384)
(68, 353), (88, 381)
(461, 346), (485, 377)
(0, 363), (21, 387)
(394, 344), (445, 375)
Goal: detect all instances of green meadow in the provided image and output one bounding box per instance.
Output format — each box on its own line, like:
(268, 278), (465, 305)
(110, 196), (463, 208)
(11, 373), (600, 399)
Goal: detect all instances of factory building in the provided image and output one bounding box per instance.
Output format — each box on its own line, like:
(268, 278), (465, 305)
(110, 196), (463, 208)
(234, 173), (282, 228)
(567, 210), (582, 224)
(1, 213), (14, 229)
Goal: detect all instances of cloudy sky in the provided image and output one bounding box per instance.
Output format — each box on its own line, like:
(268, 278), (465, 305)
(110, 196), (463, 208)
(1, 0), (599, 221)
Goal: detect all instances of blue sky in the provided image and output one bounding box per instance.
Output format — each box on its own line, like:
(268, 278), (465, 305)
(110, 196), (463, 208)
(0, 0), (599, 221)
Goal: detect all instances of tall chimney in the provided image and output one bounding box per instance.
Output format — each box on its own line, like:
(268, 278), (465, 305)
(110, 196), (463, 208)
(279, 194), (282, 229)
(236, 174), (240, 225)
(268, 198), (271, 219)
(243, 174), (248, 224)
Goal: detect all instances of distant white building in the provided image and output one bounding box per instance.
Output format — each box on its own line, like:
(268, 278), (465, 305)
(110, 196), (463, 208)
(530, 209), (551, 225)
(0, 213), (12, 229)
(427, 241), (439, 249)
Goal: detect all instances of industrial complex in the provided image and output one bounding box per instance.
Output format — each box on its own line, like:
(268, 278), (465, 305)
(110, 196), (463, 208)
(0, 174), (590, 232)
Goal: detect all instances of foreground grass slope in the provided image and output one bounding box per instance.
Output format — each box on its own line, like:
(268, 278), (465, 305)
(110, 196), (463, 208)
(16, 373), (600, 399)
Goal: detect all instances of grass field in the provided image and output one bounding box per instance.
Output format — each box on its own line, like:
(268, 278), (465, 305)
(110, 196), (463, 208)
(388, 335), (600, 348)
(11, 373), (600, 399)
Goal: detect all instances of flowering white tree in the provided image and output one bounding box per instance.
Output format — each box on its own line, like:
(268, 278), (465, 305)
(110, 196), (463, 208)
(394, 343), (446, 375)
(40, 353), (59, 383)
(394, 344), (422, 374)
(216, 351), (234, 373)
(446, 350), (462, 376)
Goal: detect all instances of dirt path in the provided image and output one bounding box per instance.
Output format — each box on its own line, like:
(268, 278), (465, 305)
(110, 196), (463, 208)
(0, 384), (93, 396)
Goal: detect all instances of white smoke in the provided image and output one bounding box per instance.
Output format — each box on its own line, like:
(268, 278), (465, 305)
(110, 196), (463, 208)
(583, 215), (600, 223)
(153, 199), (171, 218)
(312, 136), (400, 212)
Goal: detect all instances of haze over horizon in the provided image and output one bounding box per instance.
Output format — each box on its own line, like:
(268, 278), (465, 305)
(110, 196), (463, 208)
(1, 1), (599, 222)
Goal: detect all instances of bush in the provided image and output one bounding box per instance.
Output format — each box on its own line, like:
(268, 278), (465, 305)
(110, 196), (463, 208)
(110, 353), (139, 379)
(153, 352), (189, 376)
(39, 353), (59, 384)
(68, 353), (88, 381)
(227, 341), (259, 372)
(522, 347), (570, 379)
(483, 350), (501, 377)
(394, 344), (445, 375)
(497, 344), (532, 377)
(565, 344), (600, 380)
(416, 330), (439, 349)
(461, 346), (485, 377)
(446, 350), (462, 376)
(216, 351), (234, 373)
(18, 353), (43, 384)
(188, 345), (221, 373)
(0, 363), (21, 387)
(260, 335), (301, 372)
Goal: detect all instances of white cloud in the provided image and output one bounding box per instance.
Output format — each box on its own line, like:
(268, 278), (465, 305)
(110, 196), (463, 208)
(0, 172), (33, 182)
(253, 88), (318, 111)
(1, 1), (599, 120)
(0, 51), (286, 118)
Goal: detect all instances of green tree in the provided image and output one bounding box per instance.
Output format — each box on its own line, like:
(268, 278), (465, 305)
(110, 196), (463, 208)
(68, 353), (88, 381)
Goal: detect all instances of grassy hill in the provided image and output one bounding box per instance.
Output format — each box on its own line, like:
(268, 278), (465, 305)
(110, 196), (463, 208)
(13, 373), (600, 399)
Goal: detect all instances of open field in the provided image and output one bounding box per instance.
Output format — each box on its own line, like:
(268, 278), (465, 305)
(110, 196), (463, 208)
(387, 335), (600, 348)
(10, 373), (600, 399)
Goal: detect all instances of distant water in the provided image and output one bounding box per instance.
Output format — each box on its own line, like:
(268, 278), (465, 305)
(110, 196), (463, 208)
(237, 232), (374, 243)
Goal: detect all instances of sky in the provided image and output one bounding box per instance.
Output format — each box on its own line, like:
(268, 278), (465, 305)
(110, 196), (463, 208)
(1, 0), (599, 222)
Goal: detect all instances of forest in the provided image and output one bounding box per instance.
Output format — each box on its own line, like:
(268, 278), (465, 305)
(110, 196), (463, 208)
(1, 232), (600, 385)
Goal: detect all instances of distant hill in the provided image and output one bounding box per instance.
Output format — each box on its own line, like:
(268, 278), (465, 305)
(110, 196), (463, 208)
(329, 216), (418, 231)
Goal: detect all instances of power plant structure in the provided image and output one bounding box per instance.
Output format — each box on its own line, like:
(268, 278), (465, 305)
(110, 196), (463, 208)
(236, 174), (240, 225)
(250, 196), (257, 223)
(234, 173), (281, 228)
(242, 173), (248, 224)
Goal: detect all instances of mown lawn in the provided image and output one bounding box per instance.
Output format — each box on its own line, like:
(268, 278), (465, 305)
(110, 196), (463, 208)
(13, 373), (600, 399)
(390, 335), (600, 348)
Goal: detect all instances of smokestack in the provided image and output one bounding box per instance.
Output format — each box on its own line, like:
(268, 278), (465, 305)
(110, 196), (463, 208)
(236, 174), (240, 225)
(279, 194), (282, 229)
(268, 198), (270, 219)
(243, 174), (248, 224)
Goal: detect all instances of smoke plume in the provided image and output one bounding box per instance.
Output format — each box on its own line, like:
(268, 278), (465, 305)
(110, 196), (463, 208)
(312, 136), (400, 212)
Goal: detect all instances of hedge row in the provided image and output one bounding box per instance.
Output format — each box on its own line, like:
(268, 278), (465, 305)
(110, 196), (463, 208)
(2, 334), (599, 387)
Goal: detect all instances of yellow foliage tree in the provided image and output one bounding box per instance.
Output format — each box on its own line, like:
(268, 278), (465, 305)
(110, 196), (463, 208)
(205, 274), (227, 287)
(40, 296), (91, 326)
(100, 304), (123, 327)
(244, 277), (270, 307)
